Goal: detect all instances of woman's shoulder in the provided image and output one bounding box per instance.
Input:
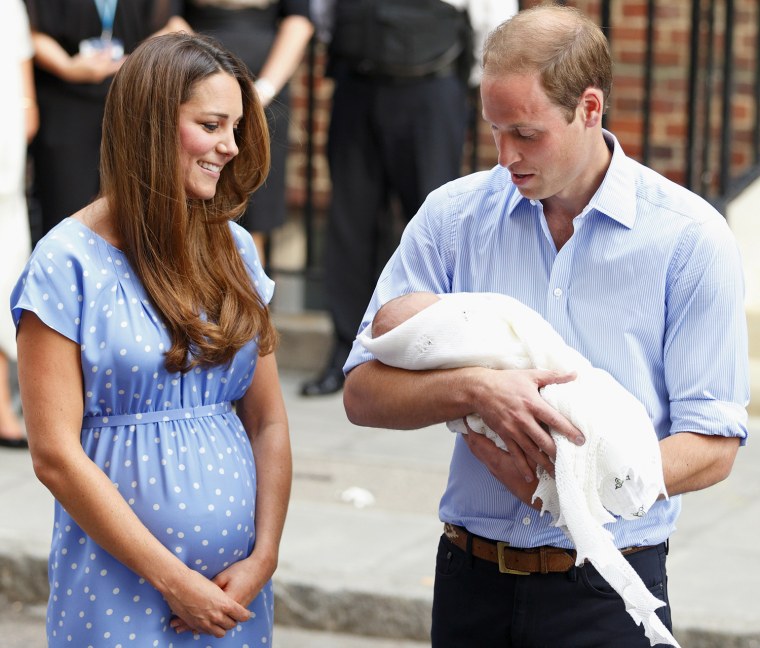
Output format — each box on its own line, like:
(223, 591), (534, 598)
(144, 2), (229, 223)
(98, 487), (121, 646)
(11, 219), (94, 342)
(228, 219), (252, 246)
(227, 220), (260, 267)
(34, 216), (121, 265)
(25, 219), (88, 275)
(19, 217), (124, 303)
(227, 220), (274, 303)
(33, 217), (97, 255)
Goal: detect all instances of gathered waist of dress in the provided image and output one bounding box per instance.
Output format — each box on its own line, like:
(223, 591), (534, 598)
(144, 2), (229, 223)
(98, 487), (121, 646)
(81, 402), (233, 428)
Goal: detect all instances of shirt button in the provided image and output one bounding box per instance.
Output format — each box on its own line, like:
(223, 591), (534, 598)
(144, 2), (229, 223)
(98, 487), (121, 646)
(522, 516), (532, 525)
(553, 288), (563, 298)
(530, 199), (538, 206)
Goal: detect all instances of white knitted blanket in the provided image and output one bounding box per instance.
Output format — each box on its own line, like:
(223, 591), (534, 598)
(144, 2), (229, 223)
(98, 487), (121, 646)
(358, 292), (679, 648)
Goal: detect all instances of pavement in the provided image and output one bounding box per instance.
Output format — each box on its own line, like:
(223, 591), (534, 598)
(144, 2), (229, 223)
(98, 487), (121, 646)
(1, 364), (759, 647)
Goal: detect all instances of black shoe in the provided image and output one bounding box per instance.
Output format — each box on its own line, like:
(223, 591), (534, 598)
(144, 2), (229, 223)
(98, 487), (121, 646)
(300, 366), (345, 397)
(0, 436), (29, 449)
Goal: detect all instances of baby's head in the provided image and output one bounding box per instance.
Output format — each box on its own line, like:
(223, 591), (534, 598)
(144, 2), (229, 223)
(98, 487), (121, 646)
(371, 292), (441, 338)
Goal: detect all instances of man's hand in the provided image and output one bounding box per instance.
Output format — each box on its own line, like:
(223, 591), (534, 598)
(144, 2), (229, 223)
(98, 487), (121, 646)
(472, 368), (583, 480)
(463, 430), (543, 509)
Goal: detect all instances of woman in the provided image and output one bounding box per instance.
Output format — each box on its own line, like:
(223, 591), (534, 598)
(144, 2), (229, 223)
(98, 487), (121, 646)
(12, 32), (291, 645)
(0, 0), (37, 448)
(24, 0), (190, 243)
(183, 0), (313, 263)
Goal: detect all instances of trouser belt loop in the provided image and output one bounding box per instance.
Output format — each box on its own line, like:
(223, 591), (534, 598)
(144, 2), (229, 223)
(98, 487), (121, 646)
(540, 546), (549, 574)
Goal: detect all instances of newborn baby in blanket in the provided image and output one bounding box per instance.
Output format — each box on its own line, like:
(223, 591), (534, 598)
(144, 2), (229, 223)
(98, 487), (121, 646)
(359, 291), (679, 648)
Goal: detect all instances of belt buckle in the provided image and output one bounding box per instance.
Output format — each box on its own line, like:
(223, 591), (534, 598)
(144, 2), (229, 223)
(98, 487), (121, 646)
(496, 541), (530, 575)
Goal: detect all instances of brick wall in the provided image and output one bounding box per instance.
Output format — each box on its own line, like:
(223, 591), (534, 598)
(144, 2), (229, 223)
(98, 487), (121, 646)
(285, 43), (333, 213)
(284, 0), (758, 215)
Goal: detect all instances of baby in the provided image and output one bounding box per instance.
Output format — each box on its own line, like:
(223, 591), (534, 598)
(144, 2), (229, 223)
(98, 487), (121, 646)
(358, 290), (678, 648)
(371, 291), (441, 338)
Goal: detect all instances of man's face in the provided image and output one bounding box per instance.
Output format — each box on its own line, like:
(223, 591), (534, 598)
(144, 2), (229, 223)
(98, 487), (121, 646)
(481, 72), (592, 204)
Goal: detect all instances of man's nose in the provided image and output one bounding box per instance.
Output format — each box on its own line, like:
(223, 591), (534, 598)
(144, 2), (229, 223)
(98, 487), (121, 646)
(496, 135), (520, 168)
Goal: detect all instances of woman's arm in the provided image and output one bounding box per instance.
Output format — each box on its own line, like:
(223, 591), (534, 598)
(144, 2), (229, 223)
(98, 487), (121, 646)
(17, 311), (250, 638)
(30, 31), (122, 83)
(254, 15), (314, 106)
(239, 352), (292, 563)
(215, 352), (291, 601)
(21, 57), (38, 142)
(172, 351), (291, 634)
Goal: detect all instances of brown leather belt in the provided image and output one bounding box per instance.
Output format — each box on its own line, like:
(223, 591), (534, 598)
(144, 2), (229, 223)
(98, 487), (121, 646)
(443, 523), (653, 575)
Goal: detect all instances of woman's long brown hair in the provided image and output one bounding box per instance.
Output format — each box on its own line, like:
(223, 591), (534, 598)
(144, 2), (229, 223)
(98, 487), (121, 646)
(100, 32), (276, 373)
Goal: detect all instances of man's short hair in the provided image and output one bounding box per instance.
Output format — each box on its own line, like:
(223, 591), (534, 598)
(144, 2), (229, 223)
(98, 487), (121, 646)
(482, 5), (613, 122)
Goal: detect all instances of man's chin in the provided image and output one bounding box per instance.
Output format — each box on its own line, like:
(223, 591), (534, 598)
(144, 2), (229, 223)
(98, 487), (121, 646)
(515, 186), (543, 201)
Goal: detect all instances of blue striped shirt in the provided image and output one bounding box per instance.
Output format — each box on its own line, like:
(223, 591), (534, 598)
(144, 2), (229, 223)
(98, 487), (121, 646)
(344, 131), (749, 548)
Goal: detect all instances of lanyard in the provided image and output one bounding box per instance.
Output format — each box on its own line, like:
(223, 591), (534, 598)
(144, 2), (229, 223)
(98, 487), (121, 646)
(93, 0), (118, 38)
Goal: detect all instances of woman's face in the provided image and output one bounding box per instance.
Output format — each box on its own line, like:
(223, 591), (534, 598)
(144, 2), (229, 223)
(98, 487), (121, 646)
(178, 72), (243, 200)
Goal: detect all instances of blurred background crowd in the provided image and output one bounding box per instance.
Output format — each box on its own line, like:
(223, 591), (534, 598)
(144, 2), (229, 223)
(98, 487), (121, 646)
(0, 0), (516, 448)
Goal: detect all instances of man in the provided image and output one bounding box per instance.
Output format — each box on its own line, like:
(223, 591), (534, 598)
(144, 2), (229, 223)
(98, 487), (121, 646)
(343, 5), (749, 647)
(302, 0), (518, 395)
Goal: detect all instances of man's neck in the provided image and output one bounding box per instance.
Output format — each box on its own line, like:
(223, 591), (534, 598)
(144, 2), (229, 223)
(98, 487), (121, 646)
(542, 132), (613, 250)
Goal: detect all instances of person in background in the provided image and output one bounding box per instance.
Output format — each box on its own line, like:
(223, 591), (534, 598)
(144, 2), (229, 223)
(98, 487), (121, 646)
(302, 0), (519, 396)
(343, 6), (748, 646)
(0, 0), (38, 448)
(183, 0), (314, 266)
(24, 0), (190, 244)
(13, 33), (291, 645)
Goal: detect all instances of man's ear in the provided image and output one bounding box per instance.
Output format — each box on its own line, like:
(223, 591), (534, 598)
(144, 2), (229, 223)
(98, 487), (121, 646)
(579, 87), (605, 127)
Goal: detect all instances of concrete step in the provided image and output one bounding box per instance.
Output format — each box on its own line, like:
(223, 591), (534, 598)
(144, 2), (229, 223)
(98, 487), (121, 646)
(273, 310), (332, 373)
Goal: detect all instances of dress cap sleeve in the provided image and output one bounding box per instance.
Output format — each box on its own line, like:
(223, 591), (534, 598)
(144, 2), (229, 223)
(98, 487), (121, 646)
(11, 226), (84, 344)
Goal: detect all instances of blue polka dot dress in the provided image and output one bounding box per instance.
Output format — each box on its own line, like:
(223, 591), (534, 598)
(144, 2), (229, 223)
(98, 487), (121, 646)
(11, 218), (276, 647)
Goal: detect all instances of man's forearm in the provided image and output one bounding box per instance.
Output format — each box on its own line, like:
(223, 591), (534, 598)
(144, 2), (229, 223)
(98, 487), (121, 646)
(344, 360), (582, 478)
(343, 360), (484, 430)
(660, 432), (740, 496)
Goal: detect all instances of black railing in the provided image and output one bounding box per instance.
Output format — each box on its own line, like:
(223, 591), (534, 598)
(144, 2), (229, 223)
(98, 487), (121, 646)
(682, 0), (758, 207)
(601, 0), (757, 207)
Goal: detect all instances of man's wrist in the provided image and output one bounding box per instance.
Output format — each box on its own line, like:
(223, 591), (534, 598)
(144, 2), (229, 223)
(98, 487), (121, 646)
(458, 366), (490, 410)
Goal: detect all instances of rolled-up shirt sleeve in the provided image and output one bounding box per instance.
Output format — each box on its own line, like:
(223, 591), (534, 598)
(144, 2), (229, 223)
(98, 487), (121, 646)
(664, 216), (749, 443)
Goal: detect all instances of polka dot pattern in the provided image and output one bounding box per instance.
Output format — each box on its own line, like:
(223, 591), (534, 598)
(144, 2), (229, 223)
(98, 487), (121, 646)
(11, 219), (276, 646)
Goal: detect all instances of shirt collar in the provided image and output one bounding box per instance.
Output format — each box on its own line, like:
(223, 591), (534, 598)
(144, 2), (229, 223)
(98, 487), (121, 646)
(588, 130), (637, 229)
(503, 129), (637, 228)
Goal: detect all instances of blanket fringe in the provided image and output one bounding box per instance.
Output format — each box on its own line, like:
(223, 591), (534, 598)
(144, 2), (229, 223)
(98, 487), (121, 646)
(550, 436), (681, 648)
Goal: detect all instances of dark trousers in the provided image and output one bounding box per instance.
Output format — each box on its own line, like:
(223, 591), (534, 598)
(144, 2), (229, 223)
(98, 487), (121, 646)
(323, 68), (468, 365)
(432, 534), (674, 648)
